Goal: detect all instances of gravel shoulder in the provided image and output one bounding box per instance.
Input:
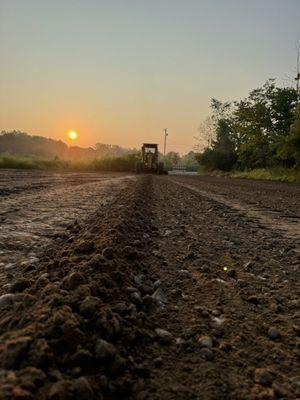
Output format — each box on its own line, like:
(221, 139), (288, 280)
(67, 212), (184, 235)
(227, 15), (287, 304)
(0, 173), (299, 399)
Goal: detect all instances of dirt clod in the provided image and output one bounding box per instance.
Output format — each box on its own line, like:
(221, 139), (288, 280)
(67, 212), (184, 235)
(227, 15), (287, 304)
(155, 328), (173, 345)
(254, 368), (274, 386)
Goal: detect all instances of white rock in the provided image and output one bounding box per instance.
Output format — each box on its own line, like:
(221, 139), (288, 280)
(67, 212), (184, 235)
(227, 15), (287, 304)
(198, 335), (213, 348)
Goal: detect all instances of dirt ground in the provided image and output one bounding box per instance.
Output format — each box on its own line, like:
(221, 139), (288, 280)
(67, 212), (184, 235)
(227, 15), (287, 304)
(0, 171), (299, 400)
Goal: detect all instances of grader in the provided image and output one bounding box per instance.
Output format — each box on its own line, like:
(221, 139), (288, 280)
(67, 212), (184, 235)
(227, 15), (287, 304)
(135, 143), (166, 174)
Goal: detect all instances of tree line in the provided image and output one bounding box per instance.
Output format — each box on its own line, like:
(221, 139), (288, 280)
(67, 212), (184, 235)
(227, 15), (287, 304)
(0, 131), (137, 160)
(196, 80), (300, 171)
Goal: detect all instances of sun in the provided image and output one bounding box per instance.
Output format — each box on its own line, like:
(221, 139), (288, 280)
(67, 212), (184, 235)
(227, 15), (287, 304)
(68, 130), (78, 140)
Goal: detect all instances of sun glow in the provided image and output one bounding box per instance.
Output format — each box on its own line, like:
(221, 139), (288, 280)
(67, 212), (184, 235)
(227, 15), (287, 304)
(68, 130), (78, 140)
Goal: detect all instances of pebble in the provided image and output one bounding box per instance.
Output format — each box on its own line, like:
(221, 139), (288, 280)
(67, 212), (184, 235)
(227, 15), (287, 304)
(268, 327), (281, 340)
(211, 316), (225, 327)
(95, 339), (117, 360)
(178, 269), (190, 278)
(152, 288), (167, 304)
(28, 256), (39, 264)
(254, 368), (273, 386)
(155, 328), (173, 345)
(130, 291), (142, 305)
(198, 335), (213, 348)
(134, 274), (143, 285)
(200, 348), (214, 361)
(201, 310), (210, 318)
(153, 280), (161, 290)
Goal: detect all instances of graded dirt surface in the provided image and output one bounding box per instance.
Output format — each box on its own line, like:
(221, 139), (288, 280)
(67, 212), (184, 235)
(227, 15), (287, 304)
(0, 172), (299, 400)
(0, 170), (135, 292)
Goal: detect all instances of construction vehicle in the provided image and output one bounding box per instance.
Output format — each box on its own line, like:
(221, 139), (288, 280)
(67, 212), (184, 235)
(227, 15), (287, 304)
(135, 143), (166, 174)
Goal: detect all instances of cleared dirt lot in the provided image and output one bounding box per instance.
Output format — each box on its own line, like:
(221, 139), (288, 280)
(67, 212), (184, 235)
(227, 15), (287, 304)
(0, 172), (299, 399)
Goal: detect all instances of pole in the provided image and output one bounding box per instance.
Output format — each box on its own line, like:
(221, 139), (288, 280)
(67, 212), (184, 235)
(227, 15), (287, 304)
(163, 128), (168, 160)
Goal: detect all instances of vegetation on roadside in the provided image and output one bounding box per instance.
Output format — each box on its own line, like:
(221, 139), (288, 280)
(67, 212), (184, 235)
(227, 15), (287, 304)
(196, 80), (300, 180)
(198, 166), (300, 183)
(0, 153), (139, 172)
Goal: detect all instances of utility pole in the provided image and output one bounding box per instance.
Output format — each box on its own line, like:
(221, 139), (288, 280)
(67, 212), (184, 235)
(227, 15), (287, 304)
(163, 128), (168, 160)
(295, 43), (300, 95)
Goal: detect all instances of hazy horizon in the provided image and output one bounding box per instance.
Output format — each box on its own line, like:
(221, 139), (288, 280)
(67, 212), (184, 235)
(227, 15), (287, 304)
(1, 0), (299, 153)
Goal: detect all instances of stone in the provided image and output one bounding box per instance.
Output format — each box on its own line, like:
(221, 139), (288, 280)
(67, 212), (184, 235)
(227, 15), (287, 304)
(153, 280), (161, 290)
(134, 274), (143, 285)
(198, 335), (213, 348)
(130, 292), (142, 305)
(152, 288), (167, 304)
(0, 293), (16, 309)
(72, 377), (94, 400)
(10, 278), (31, 293)
(268, 327), (281, 340)
(254, 368), (273, 386)
(201, 310), (210, 318)
(178, 269), (190, 278)
(95, 339), (117, 360)
(155, 328), (173, 345)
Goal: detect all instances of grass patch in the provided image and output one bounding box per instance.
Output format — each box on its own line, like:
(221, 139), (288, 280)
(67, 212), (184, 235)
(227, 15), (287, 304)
(198, 167), (300, 183)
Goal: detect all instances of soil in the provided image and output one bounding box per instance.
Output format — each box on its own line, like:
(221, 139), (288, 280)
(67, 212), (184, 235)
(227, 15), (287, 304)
(0, 171), (299, 399)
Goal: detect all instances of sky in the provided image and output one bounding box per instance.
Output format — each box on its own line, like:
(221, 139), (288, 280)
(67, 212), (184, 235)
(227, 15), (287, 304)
(0, 0), (299, 154)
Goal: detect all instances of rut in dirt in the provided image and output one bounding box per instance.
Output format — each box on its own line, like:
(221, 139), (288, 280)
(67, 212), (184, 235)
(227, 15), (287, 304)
(0, 175), (299, 400)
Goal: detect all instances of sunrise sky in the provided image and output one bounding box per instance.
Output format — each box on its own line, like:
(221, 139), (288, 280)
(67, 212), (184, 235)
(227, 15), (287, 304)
(0, 0), (299, 153)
